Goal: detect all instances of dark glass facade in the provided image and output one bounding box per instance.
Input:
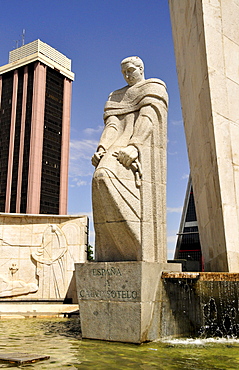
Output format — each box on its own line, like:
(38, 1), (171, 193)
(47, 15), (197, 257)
(177, 189), (201, 262)
(40, 68), (64, 214)
(0, 72), (13, 211)
(174, 182), (203, 271)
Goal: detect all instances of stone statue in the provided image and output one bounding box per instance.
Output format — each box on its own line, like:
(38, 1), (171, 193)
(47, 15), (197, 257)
(92, 56), (168, 262)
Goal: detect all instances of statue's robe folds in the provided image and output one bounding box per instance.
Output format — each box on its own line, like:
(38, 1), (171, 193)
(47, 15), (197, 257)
(92, 78), (168, 262)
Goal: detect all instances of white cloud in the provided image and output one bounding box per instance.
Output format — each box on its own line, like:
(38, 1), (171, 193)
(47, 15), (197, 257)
(84, 125), (104, 136)
(71, 179), (87, 187)
(70, 139), (98, 160)
(167, 234), (177, 259)
(72, 211), (92, 218)
(167, 249), (176, 260)
(88, 229), (95, 247)
(167, 206), (183, 213)
(167, 235), (177, 243)
(69, 139), (97, 180)
(69, 122), (105, 186)
(171, 119), (183, 126)
(167, 138), (177, 145)
(181, 173), (189, 180)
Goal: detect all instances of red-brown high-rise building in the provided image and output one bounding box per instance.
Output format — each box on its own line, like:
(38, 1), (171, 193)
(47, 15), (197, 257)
(0, 40), (74, 214)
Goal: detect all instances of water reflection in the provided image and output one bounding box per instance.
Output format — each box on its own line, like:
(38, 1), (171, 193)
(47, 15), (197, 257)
(0, 319), (238, 369)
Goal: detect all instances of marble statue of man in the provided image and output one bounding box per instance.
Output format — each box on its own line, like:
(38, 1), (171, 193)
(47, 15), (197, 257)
(92, 56), (168, 262)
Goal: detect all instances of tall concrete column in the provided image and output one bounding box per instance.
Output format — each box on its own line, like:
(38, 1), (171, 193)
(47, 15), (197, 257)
(0, 75), (2, 107)
(59, 78), (72, 215)
(27, 62), (46, 214)
(169, 0), (239, 271)
(16, 66), (28, 213)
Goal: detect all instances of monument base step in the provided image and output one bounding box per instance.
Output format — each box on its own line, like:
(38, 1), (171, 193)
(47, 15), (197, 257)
(0, 304), (79, 318)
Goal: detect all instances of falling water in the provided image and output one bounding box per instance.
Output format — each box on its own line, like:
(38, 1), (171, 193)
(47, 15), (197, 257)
(161, 272), (239, 338)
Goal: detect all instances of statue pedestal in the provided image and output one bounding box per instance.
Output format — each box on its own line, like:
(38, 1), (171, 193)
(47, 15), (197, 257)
(75, 261), (181, 343)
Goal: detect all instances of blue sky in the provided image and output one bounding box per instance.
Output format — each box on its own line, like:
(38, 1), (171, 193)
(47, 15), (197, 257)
(0, 0), (189, 259)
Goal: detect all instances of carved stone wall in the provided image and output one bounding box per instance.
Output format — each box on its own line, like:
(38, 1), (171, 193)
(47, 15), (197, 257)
(0, 214), (88, 301)
(169, 0), (239, 271)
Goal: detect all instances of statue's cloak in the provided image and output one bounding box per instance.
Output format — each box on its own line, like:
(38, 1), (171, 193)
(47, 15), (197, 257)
(104, 78), (168, 119)
(92, 78), (168, 262)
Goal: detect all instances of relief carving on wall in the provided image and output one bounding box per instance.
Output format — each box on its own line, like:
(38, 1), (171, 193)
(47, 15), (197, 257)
(0, 277), (38, 298)
(0, 224), (68, 298)
(31, 224), (68, 265)
(31, 224), (68, 299)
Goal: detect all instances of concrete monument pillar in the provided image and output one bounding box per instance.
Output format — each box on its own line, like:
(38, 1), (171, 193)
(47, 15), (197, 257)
(169, 0), (239, 271)
(75, 57), (181, 343)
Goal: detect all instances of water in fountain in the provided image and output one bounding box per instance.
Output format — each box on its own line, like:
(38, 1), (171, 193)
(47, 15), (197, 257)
(0, 318), (238, 369)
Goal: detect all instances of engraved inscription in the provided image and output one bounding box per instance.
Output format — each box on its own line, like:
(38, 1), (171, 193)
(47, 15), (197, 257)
(92, 267), (122, 276)
(79, 267), (139, 301)
(79, 289), (138, 300)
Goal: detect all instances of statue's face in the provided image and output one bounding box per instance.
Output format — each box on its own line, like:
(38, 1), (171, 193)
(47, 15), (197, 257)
(121, 62), (144, 86)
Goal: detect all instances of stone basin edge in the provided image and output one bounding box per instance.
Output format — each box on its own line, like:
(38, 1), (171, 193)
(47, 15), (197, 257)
(161, 272), (239, 281)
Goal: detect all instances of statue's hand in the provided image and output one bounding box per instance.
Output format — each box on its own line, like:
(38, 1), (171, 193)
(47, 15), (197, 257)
(117, 145), (138, 168)
(91, 149), (105, 167)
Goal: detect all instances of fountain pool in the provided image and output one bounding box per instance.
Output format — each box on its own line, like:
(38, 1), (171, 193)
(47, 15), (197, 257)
(0, 318), (238, 369)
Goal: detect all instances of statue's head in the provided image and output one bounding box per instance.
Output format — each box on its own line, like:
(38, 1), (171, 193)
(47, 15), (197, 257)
(121, 56), (145, 86)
